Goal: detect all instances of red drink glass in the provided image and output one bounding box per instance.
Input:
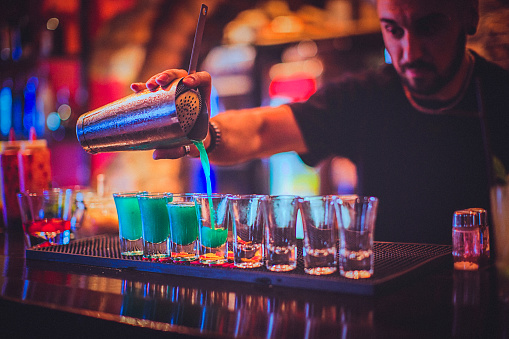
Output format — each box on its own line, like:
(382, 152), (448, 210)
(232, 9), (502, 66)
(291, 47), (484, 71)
(17, 188), (74, 247)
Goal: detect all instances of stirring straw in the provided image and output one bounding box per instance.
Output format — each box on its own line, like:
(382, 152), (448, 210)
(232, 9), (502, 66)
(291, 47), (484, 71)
(188, 4), (208, 75)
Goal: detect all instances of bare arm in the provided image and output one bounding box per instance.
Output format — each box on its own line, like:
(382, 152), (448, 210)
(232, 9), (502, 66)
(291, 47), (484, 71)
(205, 105), (308, 166)
(132, 69), (308, 165)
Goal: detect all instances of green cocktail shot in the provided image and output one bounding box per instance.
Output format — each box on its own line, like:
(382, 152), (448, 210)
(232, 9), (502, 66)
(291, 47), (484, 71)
(195, 194), (229, 264)
(200, 226), (228, 248)
(168, 202), (199, 245)
(167, 199), (199, 261)
(137, 193), (171, 258)
(113, 192), (145, 256)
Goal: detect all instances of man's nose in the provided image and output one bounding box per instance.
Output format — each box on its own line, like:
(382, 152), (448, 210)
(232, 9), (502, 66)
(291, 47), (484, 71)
(402, 32), (425, 64)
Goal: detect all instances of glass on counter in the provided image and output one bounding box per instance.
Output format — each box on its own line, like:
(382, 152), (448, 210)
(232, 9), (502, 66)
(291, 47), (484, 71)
(166, 193), (199, 262)
(137, 192), (171, 259)
(452, 210), (481, 271)
(113, 192), (146, 256)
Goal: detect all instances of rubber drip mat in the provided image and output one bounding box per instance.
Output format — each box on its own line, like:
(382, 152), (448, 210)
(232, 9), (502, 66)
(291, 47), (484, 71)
(26, 234), (452, 295)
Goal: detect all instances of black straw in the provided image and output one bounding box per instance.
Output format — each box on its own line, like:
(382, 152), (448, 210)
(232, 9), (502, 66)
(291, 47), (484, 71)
(188, 4), (208, 75)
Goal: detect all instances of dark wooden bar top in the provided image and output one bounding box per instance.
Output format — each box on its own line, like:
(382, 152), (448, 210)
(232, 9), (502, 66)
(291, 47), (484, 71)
(1, 228), (507, 339)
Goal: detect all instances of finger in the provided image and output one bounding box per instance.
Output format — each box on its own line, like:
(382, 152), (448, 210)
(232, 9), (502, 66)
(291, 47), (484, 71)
(182, 71), (212, 116)
(130, 82), (146, 93)
(152, 148), (185, 160)
(146, 69), (188, 91)
(182, 71), (211, 94)
(152, 144), (198, 160)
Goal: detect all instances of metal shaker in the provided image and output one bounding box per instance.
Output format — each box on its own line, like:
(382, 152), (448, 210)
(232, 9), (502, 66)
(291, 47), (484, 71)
(76, 78), (208, 154)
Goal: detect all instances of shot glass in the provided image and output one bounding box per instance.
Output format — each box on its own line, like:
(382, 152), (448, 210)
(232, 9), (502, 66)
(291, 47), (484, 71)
(166, 193), (199, 262)
(300, 196), (337, 275)
(113, 192), (146, 256)
(17, 188), (74, 247)
(229, 194), (265, 268)
(195, 194), (229, 264)
(264, 195), (300, 272)
(336, 195), (379, 279)
(137, 192), (172, 258)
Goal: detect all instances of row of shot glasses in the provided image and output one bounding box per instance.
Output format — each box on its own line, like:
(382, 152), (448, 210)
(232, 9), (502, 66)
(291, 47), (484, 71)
(113, 193), (378, 279)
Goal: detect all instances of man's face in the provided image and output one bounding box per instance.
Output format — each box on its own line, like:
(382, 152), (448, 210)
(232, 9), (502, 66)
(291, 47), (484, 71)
(377, 0), (467, 95)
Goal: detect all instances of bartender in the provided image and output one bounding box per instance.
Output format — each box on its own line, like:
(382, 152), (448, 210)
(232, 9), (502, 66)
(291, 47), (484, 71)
(131, 0), (509, 245)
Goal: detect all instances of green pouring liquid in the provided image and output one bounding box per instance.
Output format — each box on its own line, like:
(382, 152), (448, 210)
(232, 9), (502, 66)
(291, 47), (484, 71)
(193, 140), (215, 229)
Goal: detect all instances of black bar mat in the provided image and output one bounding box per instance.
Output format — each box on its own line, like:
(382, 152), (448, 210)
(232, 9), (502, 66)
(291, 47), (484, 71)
(26, 234), (451, 295)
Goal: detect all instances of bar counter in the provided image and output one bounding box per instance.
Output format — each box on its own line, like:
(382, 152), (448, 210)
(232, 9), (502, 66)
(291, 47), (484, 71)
(1, 228), (507, 338)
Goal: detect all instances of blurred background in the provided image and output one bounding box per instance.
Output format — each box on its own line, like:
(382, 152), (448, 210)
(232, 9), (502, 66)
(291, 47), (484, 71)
(1, 0), (508, 200)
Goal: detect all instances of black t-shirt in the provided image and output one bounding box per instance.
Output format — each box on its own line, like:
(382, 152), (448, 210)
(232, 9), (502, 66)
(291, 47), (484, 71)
(290, 52), (509, 244)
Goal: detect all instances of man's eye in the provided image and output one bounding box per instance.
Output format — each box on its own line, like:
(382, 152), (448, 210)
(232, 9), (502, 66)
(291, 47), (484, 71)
(384, 25), (404, 39)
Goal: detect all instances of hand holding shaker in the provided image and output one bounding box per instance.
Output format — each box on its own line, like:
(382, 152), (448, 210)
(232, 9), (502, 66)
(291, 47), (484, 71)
(76, 79), (208, 154)
(76, 4), (209, 154)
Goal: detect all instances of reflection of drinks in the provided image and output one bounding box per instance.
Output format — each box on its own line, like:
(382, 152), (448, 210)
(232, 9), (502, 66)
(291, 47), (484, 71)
(113, 192), (143, 256)
(23, 218), (71, 246)
(167, 202), (199, 261)
(340, 229), (373, 279)
(234, 240), (263, 268)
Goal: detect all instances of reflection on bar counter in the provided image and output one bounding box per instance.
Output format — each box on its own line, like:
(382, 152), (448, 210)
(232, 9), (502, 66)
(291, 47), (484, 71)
(118, 279), (375, 338)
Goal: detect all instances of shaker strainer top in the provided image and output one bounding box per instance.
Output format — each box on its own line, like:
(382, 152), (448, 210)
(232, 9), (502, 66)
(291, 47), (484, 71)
(175, 82), (203, 135)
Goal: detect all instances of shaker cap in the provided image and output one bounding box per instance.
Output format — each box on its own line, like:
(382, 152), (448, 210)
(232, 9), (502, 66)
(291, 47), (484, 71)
(452, 210), (479, 228)
(467, 207), (487, 226)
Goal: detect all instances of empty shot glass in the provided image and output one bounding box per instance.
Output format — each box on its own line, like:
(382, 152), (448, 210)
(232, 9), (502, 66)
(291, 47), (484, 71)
(166, 193), (199, 262)
(137, 192), (172, 259)
(113, 192), (146, 256)
(195, 194), (229, 264)
(229, 194), (265, 268)
(336, 195), (379, 279)
(300, 196), (337, 275)
(264, 195), (300, 272)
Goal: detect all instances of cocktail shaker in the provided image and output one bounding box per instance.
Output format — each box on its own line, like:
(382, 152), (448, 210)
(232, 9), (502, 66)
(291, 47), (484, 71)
(76, 78), (208, 154)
